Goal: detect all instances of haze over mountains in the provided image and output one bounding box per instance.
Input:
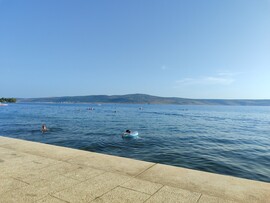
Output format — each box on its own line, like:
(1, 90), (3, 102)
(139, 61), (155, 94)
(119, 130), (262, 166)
(17, 94), (270, 106)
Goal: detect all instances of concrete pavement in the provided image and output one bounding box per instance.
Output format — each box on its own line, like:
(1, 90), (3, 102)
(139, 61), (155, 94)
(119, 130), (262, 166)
(0, 136), (269, 203)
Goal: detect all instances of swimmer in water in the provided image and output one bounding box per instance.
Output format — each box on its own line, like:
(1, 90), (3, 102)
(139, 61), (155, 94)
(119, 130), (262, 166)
(41, 124), (47, 133)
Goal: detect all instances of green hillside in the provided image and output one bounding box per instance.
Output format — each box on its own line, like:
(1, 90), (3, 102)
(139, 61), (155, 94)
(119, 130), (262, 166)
(17, 94), (270, 106)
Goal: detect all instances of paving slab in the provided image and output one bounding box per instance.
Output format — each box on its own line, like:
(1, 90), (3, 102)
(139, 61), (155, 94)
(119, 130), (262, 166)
(15, 161), (81, 184)
(0, 154), (59, 179)
(137, 163), (270, 203)
(66, 152), (155, 176)
(53, 172), (131, 203)
(0, 147), (58, 168)
(0, 175), (79, 203)
(0, 136), (20, 146)
(121, 178), (163, 195)
(92, 186), (150, 203)
(0, 147), (26, 161)
(0, 177), (28, 195)
(35, 195), (68, 203)
(1, 141), (81, 161)
(0, 154), (56, 180)
(62, 166), (105, 181)
(198, 194), (238, 203)
(145, 185), (201, 203)
(0, 136), (270, 203)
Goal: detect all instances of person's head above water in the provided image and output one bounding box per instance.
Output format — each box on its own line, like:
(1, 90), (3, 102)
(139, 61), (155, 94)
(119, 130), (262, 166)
(126, 130), (131, 133)
(42, 124), (47, 131)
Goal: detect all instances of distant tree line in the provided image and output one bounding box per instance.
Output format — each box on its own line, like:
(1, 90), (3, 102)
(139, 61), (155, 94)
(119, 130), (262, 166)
(0, 97), (17, 103)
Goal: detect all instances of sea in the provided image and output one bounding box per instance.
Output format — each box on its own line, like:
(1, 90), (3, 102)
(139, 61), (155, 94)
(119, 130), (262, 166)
(0, 103), (270, 182)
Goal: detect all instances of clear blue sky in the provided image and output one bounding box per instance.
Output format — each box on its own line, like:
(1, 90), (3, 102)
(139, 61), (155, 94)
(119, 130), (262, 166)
(0, 0), (269, 99)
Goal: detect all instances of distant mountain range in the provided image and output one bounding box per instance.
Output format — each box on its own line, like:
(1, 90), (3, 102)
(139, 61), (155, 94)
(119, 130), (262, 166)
(17, 94), (270, 106)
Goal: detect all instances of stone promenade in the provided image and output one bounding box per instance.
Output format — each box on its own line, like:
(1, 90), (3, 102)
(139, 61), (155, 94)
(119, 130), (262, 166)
(0, 136), (269, 203)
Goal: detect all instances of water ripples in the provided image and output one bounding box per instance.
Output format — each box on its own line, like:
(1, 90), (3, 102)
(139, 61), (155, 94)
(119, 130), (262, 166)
(1, 103), (270, 182)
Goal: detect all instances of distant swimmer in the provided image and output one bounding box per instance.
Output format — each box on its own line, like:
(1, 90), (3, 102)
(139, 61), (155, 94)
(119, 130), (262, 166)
(125, 129), (131, 134)
(41, 124), (47, 133)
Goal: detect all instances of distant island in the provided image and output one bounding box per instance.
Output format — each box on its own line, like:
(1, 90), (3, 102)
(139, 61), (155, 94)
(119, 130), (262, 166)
(16, 94), (270, 106)
(0, 97), (16, 103)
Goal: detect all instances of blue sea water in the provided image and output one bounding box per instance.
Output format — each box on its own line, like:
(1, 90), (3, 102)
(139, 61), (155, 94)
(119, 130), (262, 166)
(0, 103), (270, 182)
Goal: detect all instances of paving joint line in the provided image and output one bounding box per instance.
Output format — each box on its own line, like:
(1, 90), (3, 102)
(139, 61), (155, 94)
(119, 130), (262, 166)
(12, 177), (30, 185)
(90, 174), (138, 202)
(143, 185), (165, 203)
(134, 163), (157, 178)
(90, 185), (121, 202)
(118, 185), (152, 196)
(49, 194), (71, 203)
(196, 193), (202, 203)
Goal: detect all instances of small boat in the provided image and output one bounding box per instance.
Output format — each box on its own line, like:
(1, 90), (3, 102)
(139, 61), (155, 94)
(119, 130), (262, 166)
(0, 103), (8, 106)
